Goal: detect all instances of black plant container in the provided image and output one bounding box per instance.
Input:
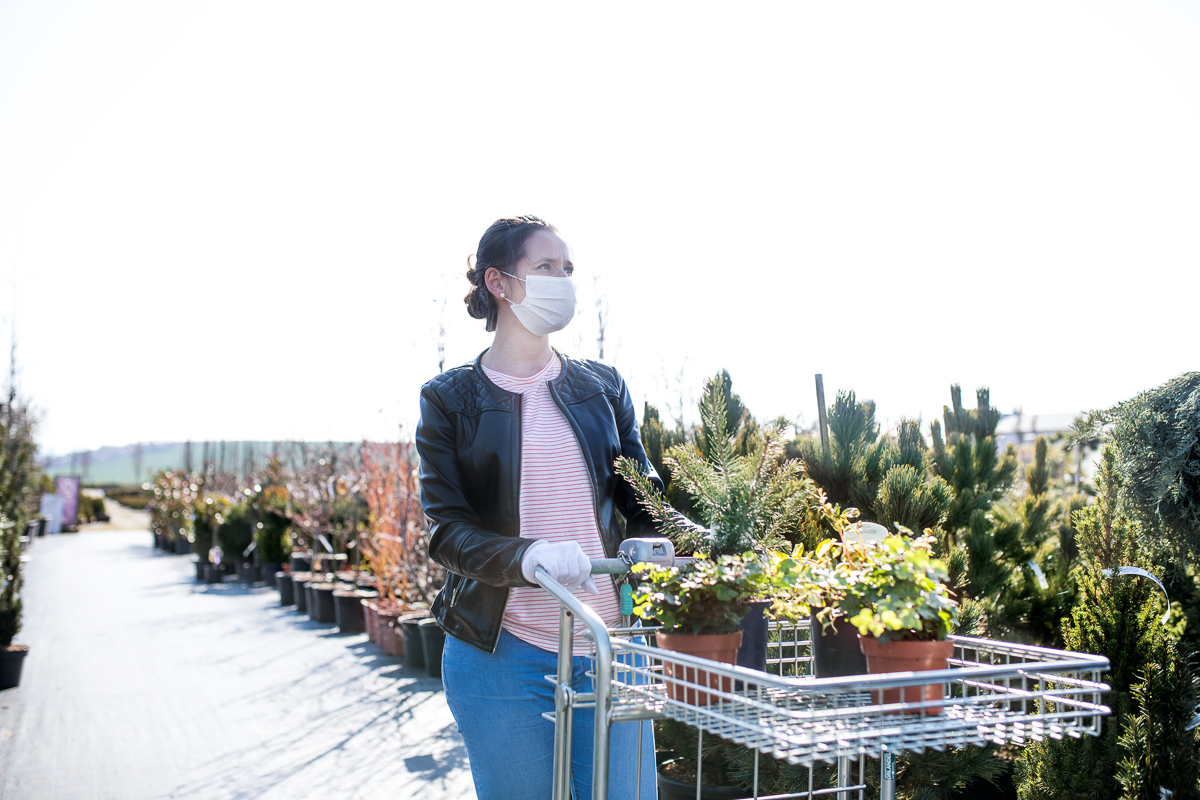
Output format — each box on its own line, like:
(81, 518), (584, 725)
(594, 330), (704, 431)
(276, 572), (294, 605)
(399, 617), (427, 670)
(261, 562), (282, 585)
(334, 591), (365, 634)
(311, 584), (337, 624)
(204, 564), (223, 584)
(656, 753), (744, 800)
(810, 611), (867, 678)
(291, 573), (312, 613)
(194, 559), (205, 582)
(0, 646), (29, 690)
(175, 539), (191, 555)
(418, 619), (446, 678)
(290, 551), (313, 573)
(736, 600), (771, 672)
(239, 562), (259, 584)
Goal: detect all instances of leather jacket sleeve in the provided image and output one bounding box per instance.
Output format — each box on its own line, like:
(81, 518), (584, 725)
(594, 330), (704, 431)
(611, 368), (667, 536)
(416, 388), (537, 588)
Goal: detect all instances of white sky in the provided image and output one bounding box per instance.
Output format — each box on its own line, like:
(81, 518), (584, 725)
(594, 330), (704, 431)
(2, 0), (1199, 456)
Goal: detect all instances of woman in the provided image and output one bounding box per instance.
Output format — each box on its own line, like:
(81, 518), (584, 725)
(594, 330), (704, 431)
(415, 215), (662, 799)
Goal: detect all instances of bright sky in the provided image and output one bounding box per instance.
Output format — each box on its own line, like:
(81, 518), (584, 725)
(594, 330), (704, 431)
(2, 0), (1199, 457)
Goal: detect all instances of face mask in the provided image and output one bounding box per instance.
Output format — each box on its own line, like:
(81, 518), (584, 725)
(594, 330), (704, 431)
(500, 272), (576, 336)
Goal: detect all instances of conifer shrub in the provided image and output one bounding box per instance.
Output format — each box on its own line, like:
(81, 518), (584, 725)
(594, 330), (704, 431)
(0, 381), (37, 648)
(1014, 447), (1199, 800)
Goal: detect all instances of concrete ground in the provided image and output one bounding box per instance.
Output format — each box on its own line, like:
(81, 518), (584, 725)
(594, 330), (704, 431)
(0, 511), (475, 800)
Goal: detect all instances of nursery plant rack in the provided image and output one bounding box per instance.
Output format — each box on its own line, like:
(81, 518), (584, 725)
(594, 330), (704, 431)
(535, 567), (1111, 800)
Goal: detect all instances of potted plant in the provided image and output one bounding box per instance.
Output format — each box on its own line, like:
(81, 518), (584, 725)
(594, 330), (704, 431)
(360, 440), (443, 659)
(0, 516), (27, 690)
(839, 531), (959, 713)
(0, 383), (36, 690)
(631, 554), (771, 705)
(617, 374), (855, 672)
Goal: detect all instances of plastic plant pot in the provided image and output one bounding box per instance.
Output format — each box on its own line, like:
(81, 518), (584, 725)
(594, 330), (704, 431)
(290, 551), (312, 573)
(291, 572), (313, 613)
(418, 619), (446, 679)
(276, 571), (294, 605)
(810, 612), (868, 678)
(399, 616), (428, 670)
(311, 583), (338, 624)
(735, 600), (771, 672)
(261, 562), (282, 585)
(333, 591), (365, 634)
(0, 646), (29, 690)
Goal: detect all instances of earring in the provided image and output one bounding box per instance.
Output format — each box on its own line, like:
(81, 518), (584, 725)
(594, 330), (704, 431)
(500, 292), (505, 298)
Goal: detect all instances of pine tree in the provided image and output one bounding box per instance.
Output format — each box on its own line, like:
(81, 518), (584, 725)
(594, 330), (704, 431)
(1015, 447), (1200, 800)
(794, 392), (953, 534)
(619, 372), (845, 556)
(1075, 372), (1200, 561)
(0, 371), (38, 648)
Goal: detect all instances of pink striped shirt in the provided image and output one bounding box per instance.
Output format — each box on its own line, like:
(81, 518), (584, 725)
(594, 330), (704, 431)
(482, 354), (621, 653)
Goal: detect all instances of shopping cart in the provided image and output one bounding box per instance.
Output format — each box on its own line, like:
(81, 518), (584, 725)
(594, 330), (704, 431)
(534, 556), (1111, 800)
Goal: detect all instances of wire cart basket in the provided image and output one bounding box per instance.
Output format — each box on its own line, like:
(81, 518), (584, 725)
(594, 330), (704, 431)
(534, 569), (1111, 800)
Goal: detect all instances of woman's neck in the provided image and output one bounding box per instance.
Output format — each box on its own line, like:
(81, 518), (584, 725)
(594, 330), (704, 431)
(481, 326), (555, 378)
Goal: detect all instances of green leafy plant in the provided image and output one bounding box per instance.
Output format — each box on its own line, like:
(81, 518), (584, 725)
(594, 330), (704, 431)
(617, 372), (852, 557)
(840, 532), (958, 642)
(631, 554), (772, 635)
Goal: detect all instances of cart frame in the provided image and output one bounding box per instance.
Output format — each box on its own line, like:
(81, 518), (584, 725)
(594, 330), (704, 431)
(535, 567), (1111, 800)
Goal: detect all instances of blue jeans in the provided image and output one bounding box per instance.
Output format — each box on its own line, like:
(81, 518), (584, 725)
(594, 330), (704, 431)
(442, 629), (656, 800)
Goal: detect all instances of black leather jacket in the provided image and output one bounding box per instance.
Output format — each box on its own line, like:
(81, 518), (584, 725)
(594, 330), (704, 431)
(415, 349), (665, 653)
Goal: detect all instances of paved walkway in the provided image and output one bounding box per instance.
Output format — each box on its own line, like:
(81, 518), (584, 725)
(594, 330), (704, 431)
(0, 516), (475, 800)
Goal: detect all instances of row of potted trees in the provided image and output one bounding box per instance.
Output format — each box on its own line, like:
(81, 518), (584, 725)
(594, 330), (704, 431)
(147, 440), (447, 678)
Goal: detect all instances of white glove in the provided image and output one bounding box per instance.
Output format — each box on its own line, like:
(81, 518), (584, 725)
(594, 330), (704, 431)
(520, 540), (599, 595)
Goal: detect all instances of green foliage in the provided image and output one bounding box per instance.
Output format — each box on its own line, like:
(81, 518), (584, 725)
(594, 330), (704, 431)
(931, 387), (1018, 539)
(192, 496), (221, 562)
(255, 510), (290, 565)
(76, 495), (107, 521)
(1116, 635), (1200, 799)
(1076, 372), (1200, 562)
(894, 745), (1009, 800)
(217, 503), (255, 561)
(104, 486), (152, 510)
(874, 464), (955, 535)
(618, 372), (851, 557)
(639, 402), (696, 520)
(632, 554), (771, 635)
(796, 394), (953, 533)
(0, 379), (37, 648)
(841, 533), (958, 642)
(1015, 447), (1200, 800)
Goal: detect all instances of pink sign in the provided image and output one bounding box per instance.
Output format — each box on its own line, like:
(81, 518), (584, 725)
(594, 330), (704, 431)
(56, 476), (81, 527)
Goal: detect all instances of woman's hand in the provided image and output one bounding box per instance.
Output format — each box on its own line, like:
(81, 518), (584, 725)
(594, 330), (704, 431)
(520, 540), (599, 594)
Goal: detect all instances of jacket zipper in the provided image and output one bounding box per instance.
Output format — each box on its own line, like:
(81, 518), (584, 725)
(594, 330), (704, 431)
(548, 382), (613, 559)
(450, 574), (465, 606)
(513, 392), (523, 537)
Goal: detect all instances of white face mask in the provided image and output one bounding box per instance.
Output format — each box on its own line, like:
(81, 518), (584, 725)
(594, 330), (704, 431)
(501, 272), (576, 336)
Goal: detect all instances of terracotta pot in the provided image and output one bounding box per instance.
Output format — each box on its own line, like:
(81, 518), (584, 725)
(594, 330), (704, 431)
(362, 599), (378, 643)
(374, 606), (406, 657)
(655, 630), (743, 706)
(858, 636), (954, 715)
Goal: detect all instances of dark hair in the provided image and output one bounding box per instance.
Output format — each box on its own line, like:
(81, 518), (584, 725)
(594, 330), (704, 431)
(465, 215), (559, 332)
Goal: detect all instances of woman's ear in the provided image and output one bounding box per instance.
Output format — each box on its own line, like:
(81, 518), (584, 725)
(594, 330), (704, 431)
(484, 267), (505, 299)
